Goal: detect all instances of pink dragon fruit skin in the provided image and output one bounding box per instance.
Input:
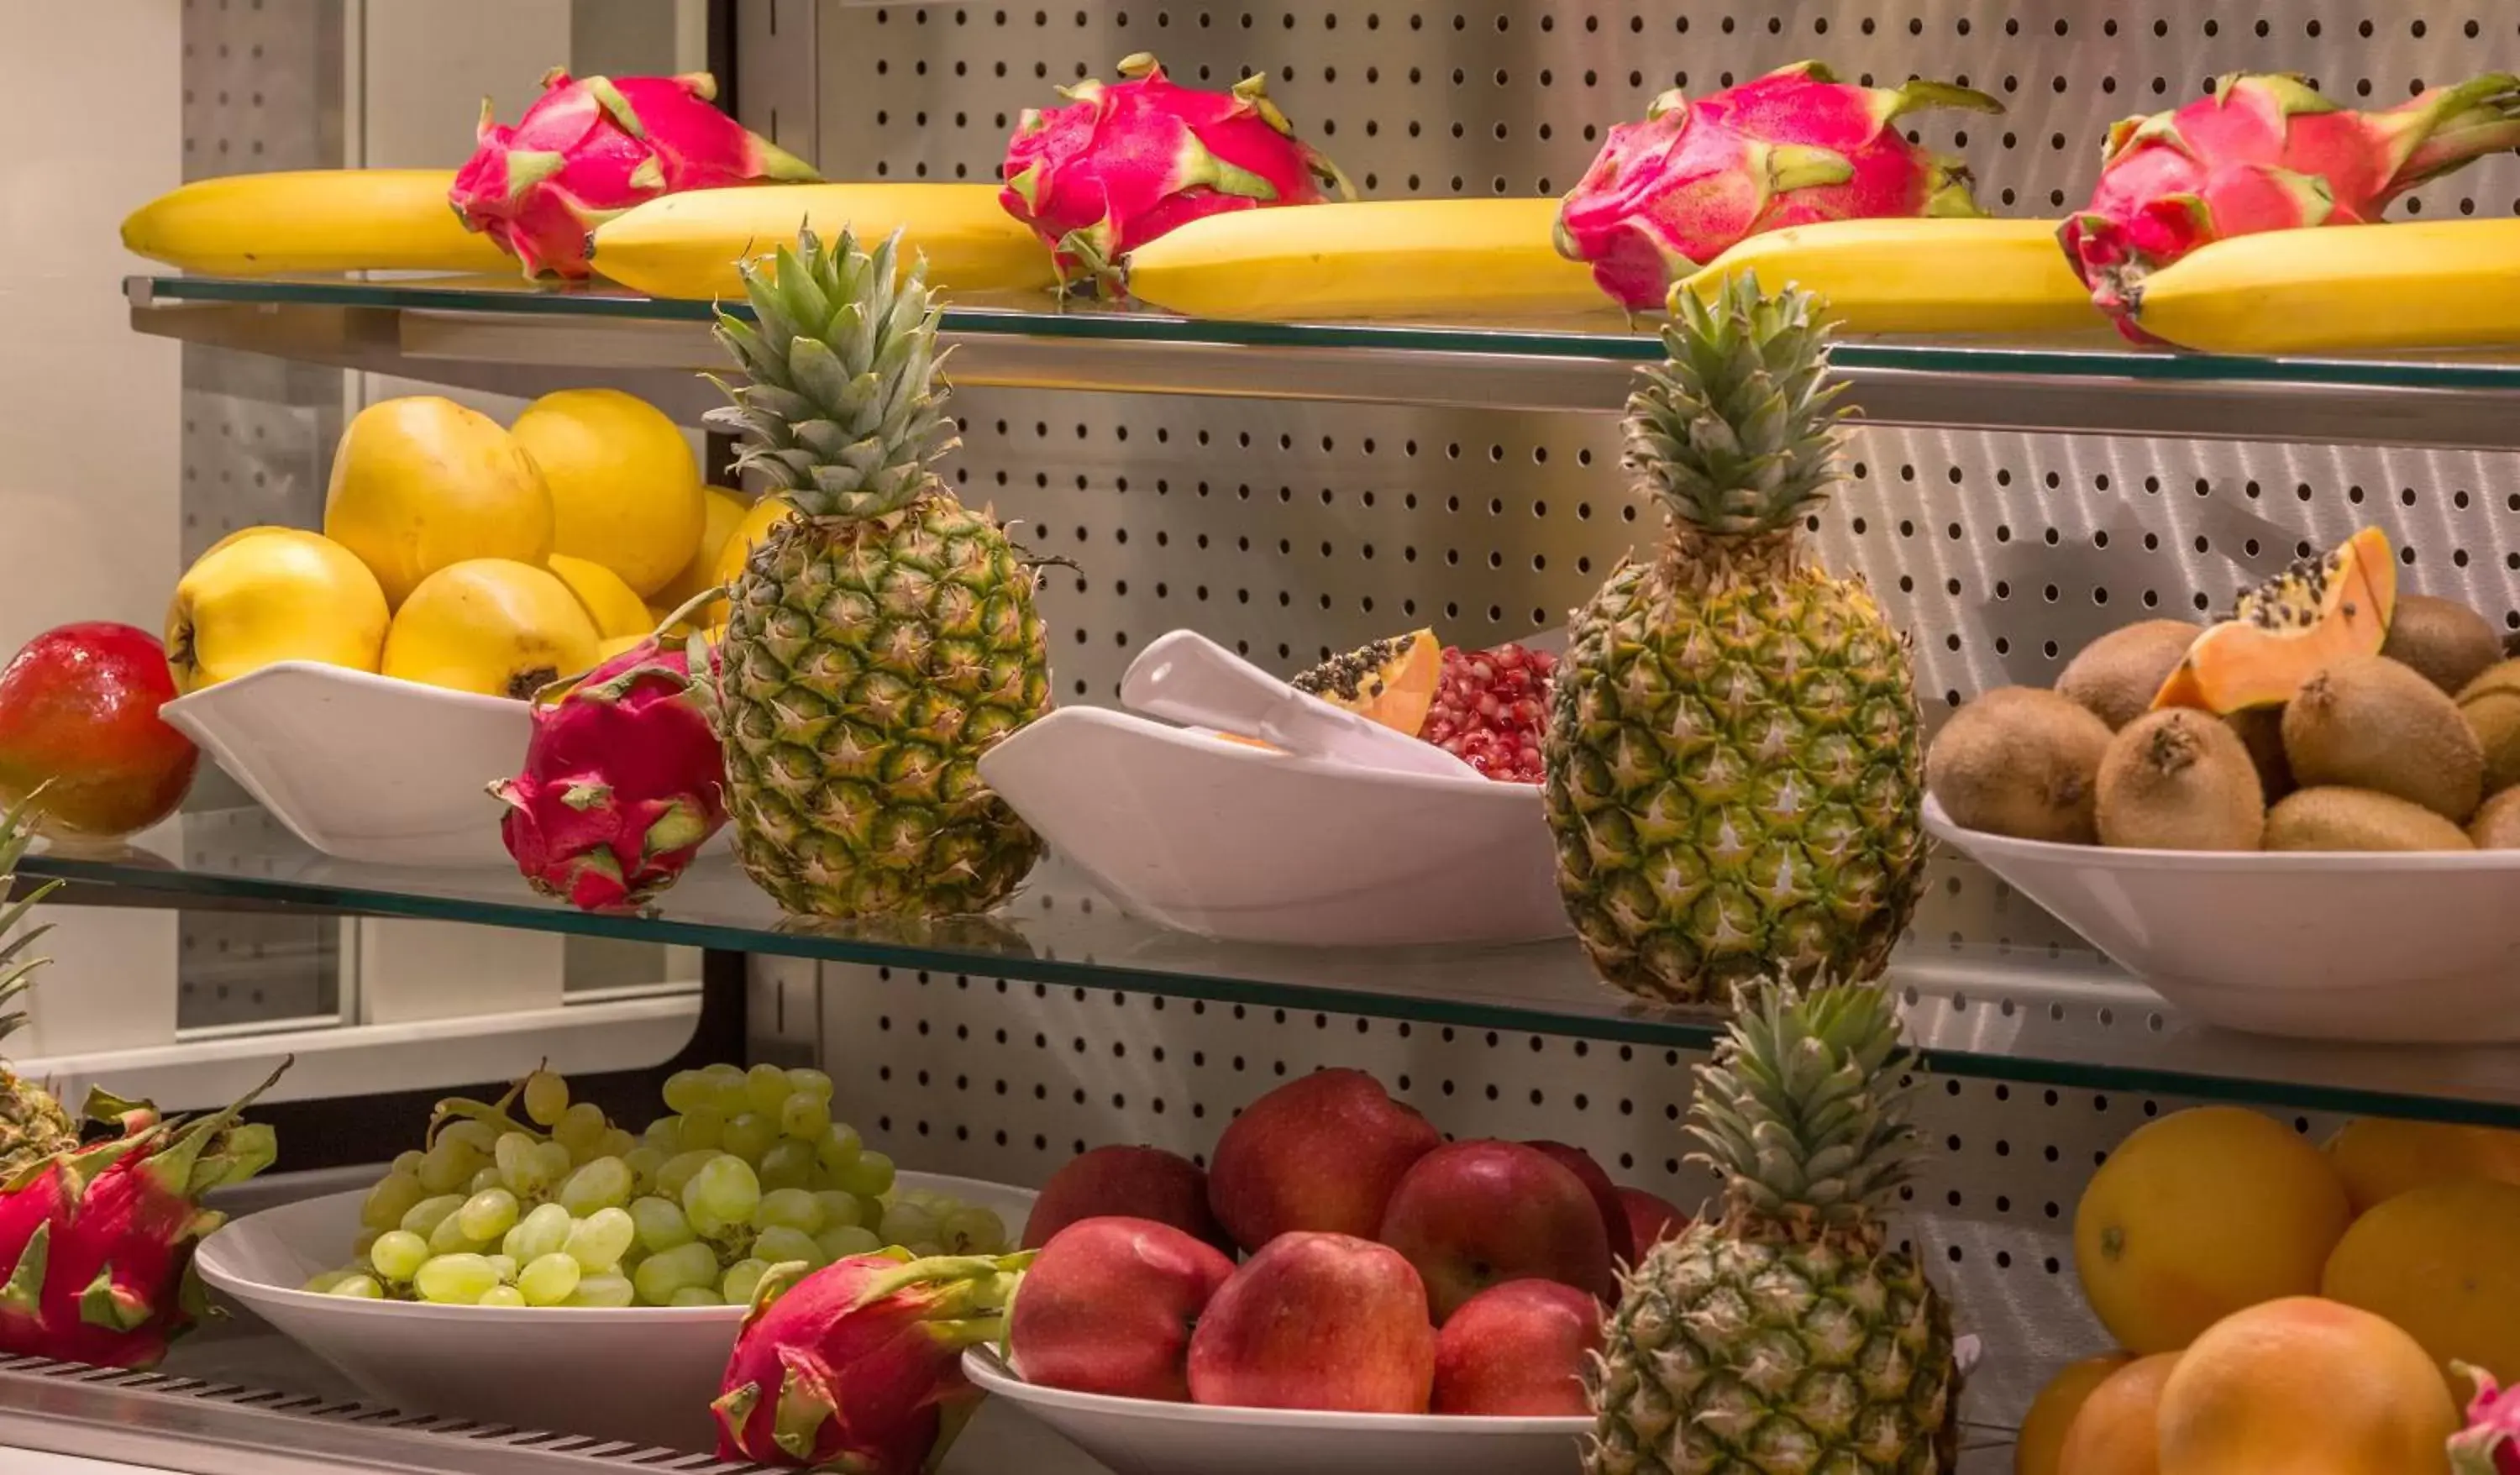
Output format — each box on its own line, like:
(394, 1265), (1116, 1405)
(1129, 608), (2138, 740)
(450, 68), (820, 280)
(2063, 72), (2520, 338)
(0, 1073), (280, 1369)
(1000, 53), (1353, 294)
(2454, 1362), (2520, 1475)
(488, 635), (727, 914)
(1553, 60), (2003, 311)
(713, 1249), (1032, 1472)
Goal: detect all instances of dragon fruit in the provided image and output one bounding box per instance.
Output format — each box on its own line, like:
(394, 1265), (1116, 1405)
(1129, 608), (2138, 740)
(2455, 1362), (2520, 1474)
(2062, 72), (2520, 337)
(714, 1249), (1032, 1472)
(1000, 53), (1352, 294)
(1553, 60), (2003, 311)
(489, 633), (727, 913)
(451, 68), (819, 279)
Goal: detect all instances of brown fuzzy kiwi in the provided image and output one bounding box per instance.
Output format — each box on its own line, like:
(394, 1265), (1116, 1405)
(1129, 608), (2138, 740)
(2380, 593), (2503, 696)
(1925, 687), (2113, 843)
(2281, 654), (2485, 821)
(2471, 789), (2520, 848)
(2222, 706), (2294, 804)
(2265, 786), (2474, 852)
(2094, 708), (2266, 850)
(2458, 658), (2520, 797)
(2055, 620), (2200, 731)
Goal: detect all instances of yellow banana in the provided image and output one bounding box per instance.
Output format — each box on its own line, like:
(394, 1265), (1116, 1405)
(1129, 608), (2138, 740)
(120, 170), (512, 276)
(588, 184), (1056, 299)
(1676, 218), (2102, 336)
(1122, 199), (1609, 321)
(2129, 220), (2520, 355)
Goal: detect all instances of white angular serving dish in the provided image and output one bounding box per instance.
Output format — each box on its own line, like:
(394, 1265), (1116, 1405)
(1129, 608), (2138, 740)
(160, 661), (528, 867)
(197, 1172), (1037, 1452)
(976, 706), (1568, 947)
(963, 1346), (1587, 1475)
(1924, 794), (2520, 1042)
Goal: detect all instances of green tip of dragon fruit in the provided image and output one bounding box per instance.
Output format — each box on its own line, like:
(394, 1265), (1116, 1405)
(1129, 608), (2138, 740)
(2454, 1362), (2520, 1474)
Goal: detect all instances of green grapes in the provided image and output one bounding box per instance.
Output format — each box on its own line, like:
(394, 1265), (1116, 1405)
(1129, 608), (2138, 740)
(414, 1254), (500, 1304)
(521, 1069), (569, 1127)
(517, 1252), (581, 1307)
(456, 1188), (520, 1242)
(683, 1156), (761, 1239)
(369, 1230), (428, 1282)
(630, 1195), (696, 1253)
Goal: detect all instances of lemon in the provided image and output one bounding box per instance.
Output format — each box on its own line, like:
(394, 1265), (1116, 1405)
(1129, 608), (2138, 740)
(712, 496), (795, 590)
(2323, 1176), (2520, 1388)
(650, 486), (753, 622)
(381, 559), (601, 701)
(2075, 1106), (2352, 1354)
(546, 554), (654, 641)
(2326, 1117), (2520, 1215)
(323, 396), (553, 608)
(510, 389), (704, 597)
(165, 528), (390, 692)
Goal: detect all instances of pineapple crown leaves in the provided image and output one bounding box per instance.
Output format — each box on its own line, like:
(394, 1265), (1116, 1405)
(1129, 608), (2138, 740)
(1629, 273), (1850, 538)
(0, 788), (62, 1052)
(1686, 979), (1924, 1234)
(705, 225), (960, 522)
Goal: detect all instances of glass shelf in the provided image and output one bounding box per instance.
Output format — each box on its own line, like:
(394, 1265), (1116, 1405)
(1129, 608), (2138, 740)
(127, 272), (2520, 450)
(33, 808), (2520, 1127)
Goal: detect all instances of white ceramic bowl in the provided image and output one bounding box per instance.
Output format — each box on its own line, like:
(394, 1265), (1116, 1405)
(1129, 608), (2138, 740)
(161, 662), (528, 867)
(976, 706), (1568, 947)
(1925, 794), (2520, 1042)
(197, 1173), (1037, 1452)
(963, 1347), (1588, 1475)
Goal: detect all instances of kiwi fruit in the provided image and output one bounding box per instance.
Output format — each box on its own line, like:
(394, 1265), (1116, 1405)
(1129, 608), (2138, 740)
(2094, 708), (2266, 850)
(2222, 706), (2294, 804)
(2055, 620), (2200, 731)
(1924, 687), (2113, 843)
(2471, 789), (2520, 848)
(2380, 593), (2502, 696)
(2458, 658), (2520, 797)
(2264, 786), (2474, 852)
(2282, 654), (2484, 821)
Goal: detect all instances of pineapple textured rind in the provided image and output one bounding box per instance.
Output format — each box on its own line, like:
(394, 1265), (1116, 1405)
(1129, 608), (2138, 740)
(709, 228), (1051, 917)
(1545, 277), (1924, 1005)
(0, 793), (76, 1178)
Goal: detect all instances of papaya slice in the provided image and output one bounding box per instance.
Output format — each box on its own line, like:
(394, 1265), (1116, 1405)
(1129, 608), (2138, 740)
(1289, 629), (1441, 736)
(2152, 527), (2397, 713)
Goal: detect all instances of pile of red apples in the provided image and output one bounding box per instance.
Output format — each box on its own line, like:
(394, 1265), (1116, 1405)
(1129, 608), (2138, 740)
(1006, 1068), (1689, 1418)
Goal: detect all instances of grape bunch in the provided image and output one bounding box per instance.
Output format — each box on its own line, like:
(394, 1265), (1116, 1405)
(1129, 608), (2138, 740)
(304, 1063), (1010, 1310)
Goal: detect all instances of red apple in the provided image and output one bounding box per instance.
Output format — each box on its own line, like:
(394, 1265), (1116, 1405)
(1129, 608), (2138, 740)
(1616, 1187), (1691, 1255)
(1009, 1216), (1236, 1402)
(1023, 1146), (1229, 1252)
(1525, 1140), (1635, 1264)
(1431, 1279), (1604, 1415)
(1207, 1068), (1439, 1252)
(0, 622), (197, 839)
(1378, 1139), (1614, 1322)
(1187, 1231), (1436, 1413)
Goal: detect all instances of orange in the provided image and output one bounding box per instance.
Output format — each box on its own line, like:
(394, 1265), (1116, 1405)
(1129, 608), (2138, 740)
(2155, 1297), (2455, 1475)
(2325, 1117), (2520, 1215)
(2323, 1176), (2520, 1388)
(2056, 1352), (2179, 1475)
(2014, 1353), (2135, 1475)
(2075, 1106), (2351, 1353)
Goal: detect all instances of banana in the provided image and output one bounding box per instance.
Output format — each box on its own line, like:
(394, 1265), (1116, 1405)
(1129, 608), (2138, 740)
(2128, 220), (2520, 355)
(120, 170), (512, 276)
(1675, 218), (2103, 336)
(1121, 199), (1609, 320)
(588, 183), (1056, 299)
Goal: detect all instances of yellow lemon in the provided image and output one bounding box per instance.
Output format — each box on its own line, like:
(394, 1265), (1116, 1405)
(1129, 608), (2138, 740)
(546, 553), (654, 641)
(650, 486), (753, 623)
(2055, 1352), (2178, 1475)
(2326, 1117), (2520, 1215)
(712, 496), (796, 591)
(2016, 1353), (2136, 1475)
(165, 528), (389, 693)
(381, 559), (601, 701)
(2155, 1297), (2455, 1475)
(323, 396), (554, 608)
(2323, 1176), (2520, 1388)
(596, 633), (648, 664)
(2075, 1106), (2351, 1354)
(510, 389), (704, 597)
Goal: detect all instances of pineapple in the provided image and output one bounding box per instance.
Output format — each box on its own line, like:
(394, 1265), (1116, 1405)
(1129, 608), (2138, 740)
(1544, 276), (1924, 1005)
(1587, 980), (1957, 1474)
(706, 228), (1050, 916)
(0, 794), (76, 1173)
